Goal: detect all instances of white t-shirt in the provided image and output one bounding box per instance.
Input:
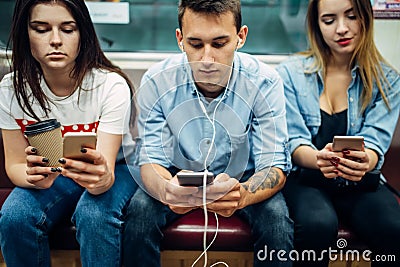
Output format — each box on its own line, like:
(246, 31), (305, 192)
(0, 68), (135, 162)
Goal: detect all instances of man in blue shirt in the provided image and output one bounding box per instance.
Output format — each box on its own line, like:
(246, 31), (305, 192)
(123, 1), (293, 266)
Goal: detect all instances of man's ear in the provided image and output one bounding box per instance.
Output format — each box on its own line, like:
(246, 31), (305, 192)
(236, 25), (248, 50)
(176, 29), (184, 52)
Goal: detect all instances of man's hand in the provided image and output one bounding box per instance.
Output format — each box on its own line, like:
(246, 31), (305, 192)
(165, 176), (199, 214)
(191, 173), (242, 217)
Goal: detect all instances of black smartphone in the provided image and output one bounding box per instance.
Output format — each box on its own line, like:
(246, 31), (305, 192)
(176, 172), (214, 187)
(332, 136), (364, 152)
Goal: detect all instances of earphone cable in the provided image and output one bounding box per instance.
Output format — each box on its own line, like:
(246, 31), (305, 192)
(191, 63), (233, 267)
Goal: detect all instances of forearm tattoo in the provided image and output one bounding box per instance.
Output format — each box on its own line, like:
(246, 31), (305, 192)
(242, 168), (280, 193)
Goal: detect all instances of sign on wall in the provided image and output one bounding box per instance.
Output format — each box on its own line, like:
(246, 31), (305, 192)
(85, 1), (130, 24)
(372, 0), (400, 19)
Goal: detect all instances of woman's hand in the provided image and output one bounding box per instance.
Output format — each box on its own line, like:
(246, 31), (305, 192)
(316, 143), (369, 182)
(331, 149), (370, 181)
(24, 146), (59, 189)
(58, 147), (114, 195)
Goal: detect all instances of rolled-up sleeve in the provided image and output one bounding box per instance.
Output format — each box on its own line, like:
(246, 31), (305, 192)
(252, 73), (291, 174)
(137, 74), (173, 168)
(276, 62), (317, 156)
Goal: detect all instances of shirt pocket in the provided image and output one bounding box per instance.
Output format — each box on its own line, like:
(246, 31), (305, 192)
(228, 131), (249, 152)
(297, 101), (321, 137)
(223, 131), (251, 177)
(295, 89), (321, 136)
(303, 114), (320, 136)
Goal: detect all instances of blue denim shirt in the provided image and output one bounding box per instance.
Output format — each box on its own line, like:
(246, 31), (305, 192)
(136, 52), (291, 180)
(276, 55), (400, 170)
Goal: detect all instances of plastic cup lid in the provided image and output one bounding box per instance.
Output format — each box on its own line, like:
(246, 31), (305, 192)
(24, 119), (61, 136)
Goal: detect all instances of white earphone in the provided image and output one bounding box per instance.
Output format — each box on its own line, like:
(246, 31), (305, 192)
(236, 38), (243, 50)
(179, 41), (184, 52)
(191, 53), (234, 267)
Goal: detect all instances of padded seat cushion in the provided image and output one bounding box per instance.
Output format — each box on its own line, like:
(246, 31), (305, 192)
(49, 223), (79, 250)
(337, 223), (367, 250)
(0, 187), (369, 252)
(161, 209), (253, 251)
(0, 188), (11, 209)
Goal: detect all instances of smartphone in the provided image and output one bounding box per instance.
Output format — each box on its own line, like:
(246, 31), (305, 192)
(176, 172), (214, 187)
(332, 136), (364, 152)
(63, 132), (97, 162)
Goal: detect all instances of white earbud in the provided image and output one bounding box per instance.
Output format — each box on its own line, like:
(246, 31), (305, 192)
(236, 38), (243, 51)
(179, 41), (184, 52)
(238, 38), (243, 44)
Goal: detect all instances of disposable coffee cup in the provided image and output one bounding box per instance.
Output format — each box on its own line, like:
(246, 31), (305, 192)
(24, 119), (63, 167)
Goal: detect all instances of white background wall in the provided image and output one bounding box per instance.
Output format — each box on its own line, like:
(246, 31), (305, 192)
(374, 19), (400, 71)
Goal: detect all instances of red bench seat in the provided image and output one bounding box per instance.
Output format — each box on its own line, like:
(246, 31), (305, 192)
(1, 120), (399, 254)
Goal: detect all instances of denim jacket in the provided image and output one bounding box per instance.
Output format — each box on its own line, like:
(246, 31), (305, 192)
(276, 55), (400, 170)
(135, 52), (291, 180)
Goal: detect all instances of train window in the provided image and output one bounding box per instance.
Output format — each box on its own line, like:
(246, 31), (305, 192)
(0, 0), (309, 55)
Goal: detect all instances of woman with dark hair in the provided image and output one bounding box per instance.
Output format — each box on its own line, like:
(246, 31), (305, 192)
(0, 0), (137, 266)
(276, 0), (400, 266)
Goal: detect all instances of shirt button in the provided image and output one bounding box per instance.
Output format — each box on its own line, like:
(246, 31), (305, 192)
(206, 140), (211, 145)
(351, 123), (355, 127)
(349, 97), (354, 102)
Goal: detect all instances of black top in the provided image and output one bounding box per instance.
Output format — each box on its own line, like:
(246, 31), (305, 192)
(301, 109), (379, 190)
(313, 109), (347, 150)
(313, 109), (351, 187)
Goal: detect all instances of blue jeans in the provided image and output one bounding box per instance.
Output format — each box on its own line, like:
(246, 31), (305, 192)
(123, 188), (293, 267)
(0, 164), (138, 267)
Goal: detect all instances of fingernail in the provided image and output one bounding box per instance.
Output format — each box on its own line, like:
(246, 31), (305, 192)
(332, 157), (340, 162)
(330, 160), (339, 167)
(31, 147), (37, 153)
(342, 150), (350, 155)
(56, 167), (62, 172)
(58, 158), (66, 164)
(80, 148), (87, 153)
(42, 158), (49, 163)
(51, 167), (57, 172)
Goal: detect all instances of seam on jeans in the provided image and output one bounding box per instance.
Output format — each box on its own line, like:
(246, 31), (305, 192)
(36, 212), (48, 266)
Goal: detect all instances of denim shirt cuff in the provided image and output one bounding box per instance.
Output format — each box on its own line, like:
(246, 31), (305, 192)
(365, 142), (385, 170)
(289, 139), (316, 155)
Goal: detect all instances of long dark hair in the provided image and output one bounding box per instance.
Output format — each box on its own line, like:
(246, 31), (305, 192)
(7, 0), (136, 123)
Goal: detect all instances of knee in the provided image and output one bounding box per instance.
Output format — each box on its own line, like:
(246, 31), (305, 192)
(124, 191), (164, 235)
(295, 215), (338, 249)
(0, 204), (41, 233)
(368, 218), (400, 248)
(252, 194), (293, 239)
(74, 202), (104, 220)
(297, 215), (337, 237)
(74, 199), (121, 231)
(126, 190), (160, 219)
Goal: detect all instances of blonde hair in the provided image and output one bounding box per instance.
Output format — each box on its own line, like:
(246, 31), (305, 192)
(302, 0), (393, 112)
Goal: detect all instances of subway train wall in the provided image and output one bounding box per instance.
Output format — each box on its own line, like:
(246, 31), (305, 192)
(0, 18), (399, 89)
